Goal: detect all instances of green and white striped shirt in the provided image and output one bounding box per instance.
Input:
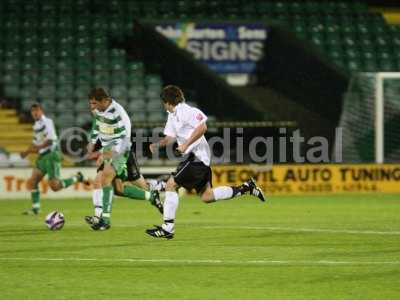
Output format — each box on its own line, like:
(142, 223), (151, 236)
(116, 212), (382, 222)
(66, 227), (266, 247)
(33, 115), (58, 154)
(90, 100), (131, 154)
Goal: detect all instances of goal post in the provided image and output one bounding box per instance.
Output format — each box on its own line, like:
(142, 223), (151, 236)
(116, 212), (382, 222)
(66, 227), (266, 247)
(337, 72), (400, 163)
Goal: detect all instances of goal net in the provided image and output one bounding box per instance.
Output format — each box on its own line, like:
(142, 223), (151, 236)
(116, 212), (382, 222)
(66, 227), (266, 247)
(336, 72), (400, 163)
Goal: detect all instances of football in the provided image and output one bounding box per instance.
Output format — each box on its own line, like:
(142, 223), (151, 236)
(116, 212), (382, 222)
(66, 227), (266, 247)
(45, 211), (65, 231)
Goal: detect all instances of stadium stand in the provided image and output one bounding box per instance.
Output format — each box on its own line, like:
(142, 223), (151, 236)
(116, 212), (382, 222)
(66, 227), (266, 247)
(1, 0), (399, 160)
(0, 107), (31, 166)
(0, 0), (166, 131)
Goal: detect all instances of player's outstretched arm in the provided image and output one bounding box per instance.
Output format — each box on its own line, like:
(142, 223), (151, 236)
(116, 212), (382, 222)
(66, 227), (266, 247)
(20, 144), (37, 158)
(36, 139), (53, 150)
(20, 140), (52, 158)
(149, 136), (176, 154)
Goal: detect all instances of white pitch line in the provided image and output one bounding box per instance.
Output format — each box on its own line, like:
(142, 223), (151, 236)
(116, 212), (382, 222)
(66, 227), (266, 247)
(58, 223), (400, 236)
(0, 257), (399, 266)
(1, 223), (399, 236)
(196, 225), (400, 236)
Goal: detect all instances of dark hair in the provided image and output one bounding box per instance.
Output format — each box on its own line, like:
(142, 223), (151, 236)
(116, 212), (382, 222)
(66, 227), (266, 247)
(160, 85), (185, 106)
(88, 87), (110, 101)
(30, 102), (43, 110)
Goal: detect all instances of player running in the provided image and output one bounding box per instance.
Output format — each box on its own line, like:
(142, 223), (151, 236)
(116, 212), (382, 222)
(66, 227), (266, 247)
(84, 88), (162, 230)
(21, 103), (86, 215)
(146, 85), (265, 239)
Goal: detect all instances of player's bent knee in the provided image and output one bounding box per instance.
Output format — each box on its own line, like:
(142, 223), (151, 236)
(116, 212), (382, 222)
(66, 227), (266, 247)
(27, 175), (41, 190)
(93, 181), (102, 189)
(93, 172), (103, 189)
(201, 189), (215, 203)
(101, 166), (115, 186)
(26, 178), (34, 190)
(165, 177), (177, 191)
(49, 180), (61, 192)
(113, 180), (124, 196)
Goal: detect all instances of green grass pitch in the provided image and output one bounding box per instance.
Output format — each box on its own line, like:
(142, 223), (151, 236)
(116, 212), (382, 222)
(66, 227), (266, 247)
(0, 194), (399, 299)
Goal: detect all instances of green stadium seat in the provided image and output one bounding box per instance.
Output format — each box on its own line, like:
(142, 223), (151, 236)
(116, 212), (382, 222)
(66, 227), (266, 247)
(127, 61), (144, 73)
(127, 73), (144, 86)
(74, 86), (91, 100)
(127, 86), (145, 99)
(364, 59), (378, 72)
(56, 101), (73, 113)
(3, 71), (19, 84)
(3, 60), (19, 72)
(378, 58), (395, 71)
(146, 99), (161, 111)
(57, 71), (75, 85)
(147, 111), (165, 122)
(56, 85), (74, 98)
(344, 48), (359, 60)
(75, 74), (91, 86)
(38, 85), (56, 99)
(93, 62), (107, 72)
(57, 59), (74, 71)
(21, 99), (37, 112)
(21, 71), (38, 87)
(4, 84), (20, 97)
(41, 99), (57, 113)
(92, 72), (109, 86)
(110, 75), (127, 87)
(20, 86), (38, 99)
(146, 88), (161, 99)
(110, 86), (127, 99)
(117, 98), (128, 107)
(56, 113), (76, 127)
(38, 72), (56, 85)
(131, 113), (147, 123)
(76, 112), (92, 126)
(347, 59), (362, 72)
(128, 99), (146, 111)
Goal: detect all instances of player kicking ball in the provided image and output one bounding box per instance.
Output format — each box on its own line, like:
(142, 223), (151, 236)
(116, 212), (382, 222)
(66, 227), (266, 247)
(84, 88), (162, 231)
(21, 103), (85, 215)
(146, 86), (265, 239)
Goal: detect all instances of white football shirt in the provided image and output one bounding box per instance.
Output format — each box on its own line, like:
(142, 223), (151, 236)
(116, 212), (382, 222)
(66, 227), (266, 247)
(164, 102), (211, 166)
(32, 115), (58, 154)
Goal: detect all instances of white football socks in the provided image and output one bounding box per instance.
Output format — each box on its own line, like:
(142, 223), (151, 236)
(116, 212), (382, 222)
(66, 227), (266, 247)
(92, 189), (103, 218)
(212, 186), (234, 201)
(162, 191), (179, 233)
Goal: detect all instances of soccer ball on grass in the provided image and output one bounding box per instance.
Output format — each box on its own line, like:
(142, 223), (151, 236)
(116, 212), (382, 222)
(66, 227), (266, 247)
(45, 211), (65, 230)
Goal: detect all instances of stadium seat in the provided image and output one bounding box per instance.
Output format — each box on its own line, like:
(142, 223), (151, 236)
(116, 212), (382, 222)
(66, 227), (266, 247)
(56, 113), (76, 127)
(146, 99), (162, 111)
(38, 85), (56, 99)
(21, 99), (37, 112)
(75, 86), (91, 100)
(75, 100), (89, 112)
(110, 85), (127, 100)
(128, 99), (146, 111)
(76, 112), (92, 126)
(127, 86), (146, 99)
(147, 111), (165, 122)
(4, 0), (397, 135)
(41, 99), (57, 112)
(131, 113), (147, 123)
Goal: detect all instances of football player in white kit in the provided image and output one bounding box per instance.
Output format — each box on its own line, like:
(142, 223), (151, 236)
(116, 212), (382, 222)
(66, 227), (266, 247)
(146, 85), (265, 239)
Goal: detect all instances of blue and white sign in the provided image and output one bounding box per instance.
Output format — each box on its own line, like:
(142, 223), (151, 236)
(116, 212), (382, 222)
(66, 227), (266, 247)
(155, 22), (268, 74)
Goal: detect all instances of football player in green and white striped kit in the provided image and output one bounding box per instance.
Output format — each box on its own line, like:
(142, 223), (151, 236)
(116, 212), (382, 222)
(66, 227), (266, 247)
(84, 97), (163, 230)
(20, 103), (85, 215)
(86, 88), (140, 230)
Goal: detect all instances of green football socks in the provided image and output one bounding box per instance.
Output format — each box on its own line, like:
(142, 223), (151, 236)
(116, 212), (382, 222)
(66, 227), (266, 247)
(102, 186), (114, 224)
(61, 175), (78, 188)
(123, 185), (151, 201)
(31, 189), (40, 213)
